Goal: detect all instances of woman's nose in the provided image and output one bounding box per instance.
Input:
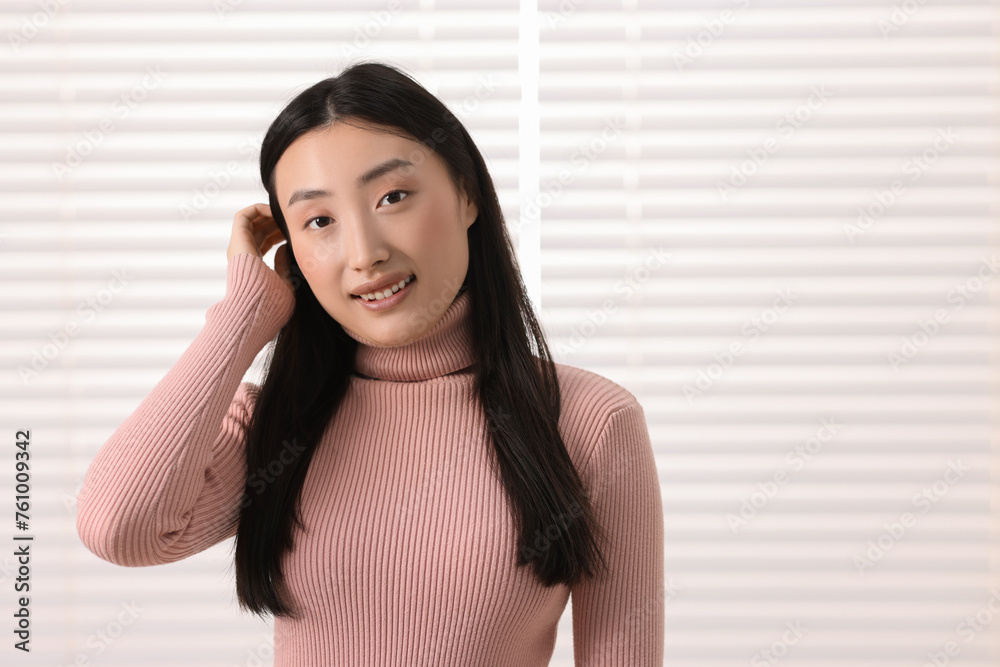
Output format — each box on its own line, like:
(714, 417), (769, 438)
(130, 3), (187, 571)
(343, 212), (390, 270)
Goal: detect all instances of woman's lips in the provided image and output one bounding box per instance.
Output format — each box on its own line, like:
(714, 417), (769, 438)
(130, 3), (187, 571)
(352, 275), (416, 311)
(352, 274), (415, 301)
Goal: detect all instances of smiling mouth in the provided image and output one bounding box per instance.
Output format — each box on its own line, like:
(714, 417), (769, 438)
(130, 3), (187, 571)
(353, 274), (416, 302)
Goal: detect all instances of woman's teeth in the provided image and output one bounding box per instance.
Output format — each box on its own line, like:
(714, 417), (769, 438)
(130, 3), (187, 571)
(359, 274), (414, 301)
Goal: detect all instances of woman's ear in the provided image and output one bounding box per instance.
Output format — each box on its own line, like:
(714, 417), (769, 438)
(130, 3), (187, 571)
(458, 177), (478, 229)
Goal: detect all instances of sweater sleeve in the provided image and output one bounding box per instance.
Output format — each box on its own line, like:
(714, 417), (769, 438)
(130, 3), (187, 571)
(572, 399), (665, 666)
(75, 252), (296, 567)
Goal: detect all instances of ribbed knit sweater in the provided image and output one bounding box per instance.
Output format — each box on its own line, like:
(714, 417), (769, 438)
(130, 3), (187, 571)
(76, 252), (664, 666)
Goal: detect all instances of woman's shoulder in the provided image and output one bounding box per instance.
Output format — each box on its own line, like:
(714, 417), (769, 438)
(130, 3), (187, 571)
(553, 361), (640, 415)
(552, 361), (646, 470)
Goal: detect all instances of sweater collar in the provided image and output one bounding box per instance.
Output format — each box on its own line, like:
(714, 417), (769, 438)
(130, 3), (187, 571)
(340, 287), (476, 382)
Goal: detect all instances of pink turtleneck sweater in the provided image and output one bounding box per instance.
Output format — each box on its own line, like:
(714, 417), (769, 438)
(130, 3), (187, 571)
(76, 253), (664, 666)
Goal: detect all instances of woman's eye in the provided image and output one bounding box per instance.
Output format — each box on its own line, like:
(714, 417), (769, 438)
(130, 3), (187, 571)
(306, 216), (332, 230)
(379, 190), (408, 207)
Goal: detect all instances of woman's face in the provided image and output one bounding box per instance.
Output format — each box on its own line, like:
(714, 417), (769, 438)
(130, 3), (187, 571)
(274, 120), (478, 347)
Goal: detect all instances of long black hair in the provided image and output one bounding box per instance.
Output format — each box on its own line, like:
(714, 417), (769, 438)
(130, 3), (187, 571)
(233, 60), (609, 618)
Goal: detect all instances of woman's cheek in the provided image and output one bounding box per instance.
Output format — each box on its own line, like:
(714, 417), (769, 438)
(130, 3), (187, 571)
(412, 214), (451, 256)
(296, 244), (328, 277)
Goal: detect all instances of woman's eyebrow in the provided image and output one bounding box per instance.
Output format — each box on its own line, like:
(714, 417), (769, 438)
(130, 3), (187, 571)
(286, 157), (415, 208)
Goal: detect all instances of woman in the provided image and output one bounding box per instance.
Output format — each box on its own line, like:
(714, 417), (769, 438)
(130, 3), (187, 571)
(76, 61), (664, 666)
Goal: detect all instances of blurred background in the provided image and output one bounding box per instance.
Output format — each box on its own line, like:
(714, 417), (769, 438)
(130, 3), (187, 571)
(0, 0), (998, 665)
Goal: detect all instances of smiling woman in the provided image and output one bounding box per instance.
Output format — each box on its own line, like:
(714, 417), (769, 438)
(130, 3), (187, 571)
(75, 60), (663, 667)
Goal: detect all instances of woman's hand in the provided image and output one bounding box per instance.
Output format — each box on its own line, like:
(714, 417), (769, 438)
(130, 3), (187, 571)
(228, 203), (294, 291)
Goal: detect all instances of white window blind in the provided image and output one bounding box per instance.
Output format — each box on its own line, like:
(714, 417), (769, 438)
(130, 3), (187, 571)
(0, 0), (997, 666)
(537, 1), (1000, 666)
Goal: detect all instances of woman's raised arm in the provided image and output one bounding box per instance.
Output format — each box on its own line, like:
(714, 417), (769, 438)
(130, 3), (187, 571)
(76, 205), (296, 566)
